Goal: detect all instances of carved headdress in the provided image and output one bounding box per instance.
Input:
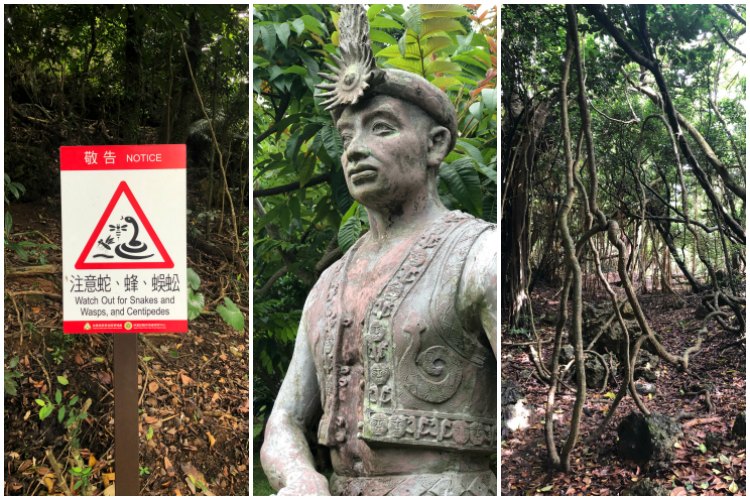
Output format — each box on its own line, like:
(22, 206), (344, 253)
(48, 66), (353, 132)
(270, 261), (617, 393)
(316, 5), (458, 151)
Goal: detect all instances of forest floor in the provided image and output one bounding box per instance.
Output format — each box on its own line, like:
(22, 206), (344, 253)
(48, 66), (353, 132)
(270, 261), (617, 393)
(4, 197), (249, 495)
(501, 285), (746, 496)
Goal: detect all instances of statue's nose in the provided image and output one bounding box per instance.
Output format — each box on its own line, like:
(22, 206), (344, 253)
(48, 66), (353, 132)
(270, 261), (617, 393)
(346, 140), (370, 163)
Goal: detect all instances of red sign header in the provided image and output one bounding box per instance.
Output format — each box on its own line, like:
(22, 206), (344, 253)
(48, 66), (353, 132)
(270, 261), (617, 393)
(60, 144), (186, 171)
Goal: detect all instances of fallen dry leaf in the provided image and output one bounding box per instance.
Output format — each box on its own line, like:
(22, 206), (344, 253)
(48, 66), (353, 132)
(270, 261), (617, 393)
(180, 372), (194, 385)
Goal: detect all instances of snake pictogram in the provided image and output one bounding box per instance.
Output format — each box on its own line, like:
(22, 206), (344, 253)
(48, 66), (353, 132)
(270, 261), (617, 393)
(114, 216), (154, 259)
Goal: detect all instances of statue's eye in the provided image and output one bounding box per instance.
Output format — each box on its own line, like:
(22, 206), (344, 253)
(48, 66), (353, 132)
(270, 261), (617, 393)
(341, 133), (353, 148)
(372, 121), (395, 135)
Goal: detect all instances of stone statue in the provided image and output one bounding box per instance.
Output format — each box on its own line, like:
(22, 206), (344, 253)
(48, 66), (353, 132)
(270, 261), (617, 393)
(260, 5), (497, 496)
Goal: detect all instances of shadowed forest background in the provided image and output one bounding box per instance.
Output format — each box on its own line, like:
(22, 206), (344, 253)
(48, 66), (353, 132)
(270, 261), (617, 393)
(4, 5), (249, 495)
(501, 4), (746, 496)
(252, 4), (496, 493)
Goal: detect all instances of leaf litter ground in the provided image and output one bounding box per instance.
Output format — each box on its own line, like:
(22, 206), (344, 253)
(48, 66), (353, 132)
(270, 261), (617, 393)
(4, 198), (249, 495)
(501, 285), (746, 496)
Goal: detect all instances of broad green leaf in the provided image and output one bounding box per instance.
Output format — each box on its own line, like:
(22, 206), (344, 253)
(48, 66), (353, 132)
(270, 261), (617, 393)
(422, 36), (453, 58)
(420, 4), (468, 19)
(299, 15), (324, 36)
(367, 4), (387, 20)
(370, 29), (398, 46)
(318, 124), (343, 161)
(403, 5), (423, 35)
(57, 375), (69, 386)
(439, 158), (482, 215)
(187, 267), (201, 291)
(383, 57), (423, 75)
(35, 398), (46, 407)
(217, 297), (245, 332)
(370, 17), (401, 29)
(282, 65), (308, 76)
(146, 426), (154, 440)
(425, 60), (462, 76)
(57, 406), (66, 423)
(276, 22), (291, 48)
(456, 140), (485, 165)
(469, 101), (483, 120)
(188, 290), (205, 321)
(4, 374), (17, 396)
(338, 202), (363, 252)
(422, 18), (466, 36)
(55, 389), (62, 404)
(537, 485), (554, 492)
(481, 89), (497, 112)
(39, 404), (54, 420)
(260, 25), (276, 54)
(291, 18), (305, 36)
(452, 53), (491, 72)
(430, 76), (462, 90)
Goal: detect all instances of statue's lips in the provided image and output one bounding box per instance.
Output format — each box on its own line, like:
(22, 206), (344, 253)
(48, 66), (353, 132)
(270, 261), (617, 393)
(348, 164), (378, 184)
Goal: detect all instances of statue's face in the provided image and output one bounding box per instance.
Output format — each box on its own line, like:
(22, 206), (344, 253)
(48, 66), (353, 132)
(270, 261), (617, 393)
(337, 95), (433, 209)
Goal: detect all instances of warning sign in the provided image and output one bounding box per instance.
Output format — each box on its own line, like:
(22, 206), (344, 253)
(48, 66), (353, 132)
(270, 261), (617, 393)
(75, 181), (173, 269)
(60, 145), (187, 334)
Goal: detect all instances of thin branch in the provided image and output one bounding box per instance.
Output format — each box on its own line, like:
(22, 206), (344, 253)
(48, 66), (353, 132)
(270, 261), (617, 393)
(180, 33), (241, 255)
(714, 25), (746, 58)
(253, 173), (331, 198)
(717, 4), (746, 25)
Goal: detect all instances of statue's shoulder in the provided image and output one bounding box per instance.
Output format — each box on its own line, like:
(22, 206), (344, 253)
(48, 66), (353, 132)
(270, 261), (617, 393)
(446, 210), (496, 241)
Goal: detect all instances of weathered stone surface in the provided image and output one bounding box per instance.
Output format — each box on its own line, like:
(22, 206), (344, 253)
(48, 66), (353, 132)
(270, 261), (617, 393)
(634, 351), (660, 382)
(617, 412), (683, 468)
(585, 354), (608, 388)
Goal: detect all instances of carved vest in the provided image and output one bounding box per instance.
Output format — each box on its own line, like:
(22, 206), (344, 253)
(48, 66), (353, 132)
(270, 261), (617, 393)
(315, 212), (497, 453)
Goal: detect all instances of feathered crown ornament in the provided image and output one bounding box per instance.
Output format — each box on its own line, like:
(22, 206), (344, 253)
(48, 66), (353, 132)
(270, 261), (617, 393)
(315, 4), (459, 152)
(316, 5), (384, 110)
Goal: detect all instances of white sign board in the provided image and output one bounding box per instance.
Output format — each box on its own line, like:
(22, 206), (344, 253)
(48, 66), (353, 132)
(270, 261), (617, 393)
(60, 145), (187, 333)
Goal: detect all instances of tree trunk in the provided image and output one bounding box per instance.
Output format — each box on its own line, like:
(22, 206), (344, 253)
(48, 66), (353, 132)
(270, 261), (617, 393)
(122, 6), (143, 143)
(501, 99), (550, 328)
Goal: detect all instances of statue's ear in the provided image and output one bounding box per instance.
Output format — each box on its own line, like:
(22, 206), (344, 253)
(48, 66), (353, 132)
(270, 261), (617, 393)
(427, 126), (451, 168)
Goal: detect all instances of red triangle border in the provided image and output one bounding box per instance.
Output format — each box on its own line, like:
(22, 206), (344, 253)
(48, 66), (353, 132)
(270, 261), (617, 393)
(75, 181), (174, 269)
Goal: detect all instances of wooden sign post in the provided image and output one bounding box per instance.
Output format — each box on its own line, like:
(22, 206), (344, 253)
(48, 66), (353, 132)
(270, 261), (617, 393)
(60, 145), (187, 495)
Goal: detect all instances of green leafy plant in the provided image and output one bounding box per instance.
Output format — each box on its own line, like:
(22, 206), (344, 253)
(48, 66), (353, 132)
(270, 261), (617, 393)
(216, 297), (245, 332)
(4, 355), (23, 396)
(4, 174), (26, 204)
(187, 267), (205, 321)
(69, 464), (93, 493)
(47, 329), (76, 365)
(139, 466), (151, 476)
(189, 267), (245, 331)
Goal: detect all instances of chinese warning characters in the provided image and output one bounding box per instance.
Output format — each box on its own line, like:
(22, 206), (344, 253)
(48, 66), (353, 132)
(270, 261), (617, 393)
(60, 145), (187, 334)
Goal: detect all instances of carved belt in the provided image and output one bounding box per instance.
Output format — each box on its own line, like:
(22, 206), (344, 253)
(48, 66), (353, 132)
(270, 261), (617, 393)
(330, 470), (497, 496)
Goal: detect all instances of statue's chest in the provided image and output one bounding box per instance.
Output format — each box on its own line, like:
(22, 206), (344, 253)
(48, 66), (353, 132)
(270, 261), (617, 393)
(336, 241), (415, 364)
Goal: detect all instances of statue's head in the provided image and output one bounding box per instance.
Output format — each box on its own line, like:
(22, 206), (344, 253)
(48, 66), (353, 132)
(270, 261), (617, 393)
(316, 5), (457, 207)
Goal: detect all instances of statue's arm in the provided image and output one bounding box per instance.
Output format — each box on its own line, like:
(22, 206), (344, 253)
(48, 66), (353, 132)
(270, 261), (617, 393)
(260, 307), (330, 495)
(458, 228), (497, 357)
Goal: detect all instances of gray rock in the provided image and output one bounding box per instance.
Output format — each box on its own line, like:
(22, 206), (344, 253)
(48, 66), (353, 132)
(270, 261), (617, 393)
(617, 412), (683, 468)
